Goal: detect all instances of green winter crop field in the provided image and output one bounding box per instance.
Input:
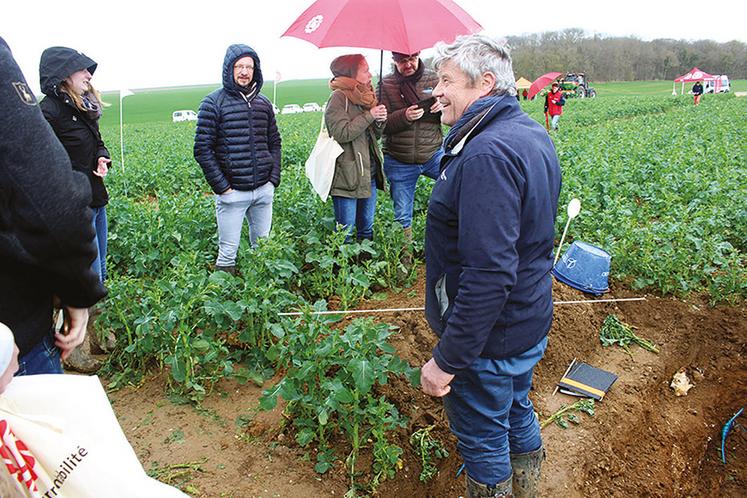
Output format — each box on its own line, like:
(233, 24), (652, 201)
(94, 85), (746, 495)
(99, 78), (747, 126)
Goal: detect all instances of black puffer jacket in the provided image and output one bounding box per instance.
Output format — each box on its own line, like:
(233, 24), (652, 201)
(194, 44), (281, 194)
(38, 47), (110, 208)
(0, 38), (106, 356)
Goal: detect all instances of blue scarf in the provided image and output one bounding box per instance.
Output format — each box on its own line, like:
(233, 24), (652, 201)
(443, 94), (505, 153)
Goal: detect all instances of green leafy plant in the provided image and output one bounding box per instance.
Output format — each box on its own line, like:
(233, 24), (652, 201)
(600, 314), (659, 357)
(259, 312), (418, 494)
(540, 399), (596, 429)
(409, 425), (449, 482)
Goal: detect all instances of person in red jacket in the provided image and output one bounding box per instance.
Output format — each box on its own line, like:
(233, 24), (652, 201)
(544, 82), (564, 130)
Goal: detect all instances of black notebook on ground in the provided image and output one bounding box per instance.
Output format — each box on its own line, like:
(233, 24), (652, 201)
(557, 360), (618, 401)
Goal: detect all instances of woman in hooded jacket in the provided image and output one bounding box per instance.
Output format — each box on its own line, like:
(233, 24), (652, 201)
(38, 47), (113, 373)
(39, 47), (111, 283)
(324, 54), (387, 243)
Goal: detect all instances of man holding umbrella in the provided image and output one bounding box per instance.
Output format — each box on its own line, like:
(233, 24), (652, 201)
(420, 34), (560, 498)
(378, 51), (443, 265)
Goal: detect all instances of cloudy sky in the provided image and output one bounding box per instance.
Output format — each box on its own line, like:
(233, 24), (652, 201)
(3, 0), (745, 93)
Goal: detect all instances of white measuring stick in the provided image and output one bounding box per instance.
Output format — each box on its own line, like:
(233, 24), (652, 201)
(554, 198), (581, 266)
(278, 297), (646, 316)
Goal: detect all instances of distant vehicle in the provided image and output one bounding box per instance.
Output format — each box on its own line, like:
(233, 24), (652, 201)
(172, 110), (197, 122)
(560, 73), (597, 98)
(302, 102), (322, 112)
(704, 75), (730, 94)
(281, 104), (303, 115)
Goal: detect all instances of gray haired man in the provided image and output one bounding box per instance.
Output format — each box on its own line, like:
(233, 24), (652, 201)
(420, 34), (561, 497)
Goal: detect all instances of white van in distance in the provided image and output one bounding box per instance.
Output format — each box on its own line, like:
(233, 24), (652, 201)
(172, 110), (198, 122)
(281, 104), (304, 115)
(704, 75), (730, 94)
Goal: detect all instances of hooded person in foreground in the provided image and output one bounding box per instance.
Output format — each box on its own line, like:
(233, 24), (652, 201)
(0, 37), (106, 377)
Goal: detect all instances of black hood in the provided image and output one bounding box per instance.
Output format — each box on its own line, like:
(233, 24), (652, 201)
(39, 46), (97, 96)
(222, 44), (263, 96)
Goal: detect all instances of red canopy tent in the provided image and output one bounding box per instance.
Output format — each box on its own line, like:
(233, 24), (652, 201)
(673, 67), (715, 95)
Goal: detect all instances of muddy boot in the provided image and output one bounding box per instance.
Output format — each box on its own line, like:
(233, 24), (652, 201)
(63, 336), (102, 374)
(466, 473), (513, 498)
(510, 446), (545, 498)
(215, 265), (237, 276)
(400, 226), (413, 268)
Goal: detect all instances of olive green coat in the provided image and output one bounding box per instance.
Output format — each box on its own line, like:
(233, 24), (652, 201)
(324, 90), (385, 199)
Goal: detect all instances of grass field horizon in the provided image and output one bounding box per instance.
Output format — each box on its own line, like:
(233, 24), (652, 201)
(98, 78), (747, 127)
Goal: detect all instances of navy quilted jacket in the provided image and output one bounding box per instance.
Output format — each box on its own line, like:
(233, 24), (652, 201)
(194, 44), (281, 194)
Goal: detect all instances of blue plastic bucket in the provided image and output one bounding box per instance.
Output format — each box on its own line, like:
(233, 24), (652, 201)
(552, 241), (610, 296)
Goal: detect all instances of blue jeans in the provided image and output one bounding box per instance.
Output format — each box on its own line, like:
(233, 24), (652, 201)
(215, 182), (275, 266)
(551, 114), (561, 130)
(91, 206), (108, 281)
(332, 178), (377, 242)
(383, 150), (443, 228)
(15, 332), (63, 376)
(443, 337), (548, 486)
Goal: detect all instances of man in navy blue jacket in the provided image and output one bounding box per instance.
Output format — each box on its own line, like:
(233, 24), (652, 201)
(194, 44), (281, 274)
(421, 34), (561, 498)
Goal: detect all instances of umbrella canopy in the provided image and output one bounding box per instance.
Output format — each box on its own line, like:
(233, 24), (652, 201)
(674, 67), (716, 82)
(527, 72), (562, 100)
(282, 0), (482, 54)
(515, 77), (532, 89)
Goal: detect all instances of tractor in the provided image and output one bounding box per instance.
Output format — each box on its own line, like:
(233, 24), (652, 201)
(560, 73), (597, 98)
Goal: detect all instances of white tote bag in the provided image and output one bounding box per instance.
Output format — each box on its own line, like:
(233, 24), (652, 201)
(0, 375), (187, 498)
(305, 114), (343, 202)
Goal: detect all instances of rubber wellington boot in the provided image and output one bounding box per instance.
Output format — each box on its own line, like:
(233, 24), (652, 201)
(466, 473), (513, 498)
(510, 446), (545, 498)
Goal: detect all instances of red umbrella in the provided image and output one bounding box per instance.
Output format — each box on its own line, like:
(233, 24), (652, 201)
(282, 0), (482, 54)
(527, 72), (562, 100)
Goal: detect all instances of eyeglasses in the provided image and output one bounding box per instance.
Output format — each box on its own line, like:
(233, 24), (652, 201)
(394, 55), (418, 64)
(234, 65), (254, 72)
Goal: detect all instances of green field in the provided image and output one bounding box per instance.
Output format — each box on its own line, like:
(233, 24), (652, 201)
(90, 80), (746, 494)
(100, 79), (333, 127)
(101, 79), (747, 127)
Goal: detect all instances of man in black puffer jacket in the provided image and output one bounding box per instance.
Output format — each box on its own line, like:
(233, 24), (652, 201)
(0, 37), (106, 375)
(194, 44), (281, 274)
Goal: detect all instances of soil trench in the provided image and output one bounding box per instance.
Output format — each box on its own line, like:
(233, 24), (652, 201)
(110, 271), (746, 497)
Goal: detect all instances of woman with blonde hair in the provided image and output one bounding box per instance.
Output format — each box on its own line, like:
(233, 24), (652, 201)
(39, 47), (112, 372)
(324, 54), (387, 242)
(39, 47), (111, 282)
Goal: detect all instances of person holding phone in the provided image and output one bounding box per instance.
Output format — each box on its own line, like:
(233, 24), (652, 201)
(324, 54), (387, 243)
(378, 52), (444, 266)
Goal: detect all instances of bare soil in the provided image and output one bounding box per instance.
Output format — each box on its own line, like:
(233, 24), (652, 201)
(108, 270), (746, 498)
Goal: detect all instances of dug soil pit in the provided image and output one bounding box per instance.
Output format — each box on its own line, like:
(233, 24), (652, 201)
(110, 270), (745, 497)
